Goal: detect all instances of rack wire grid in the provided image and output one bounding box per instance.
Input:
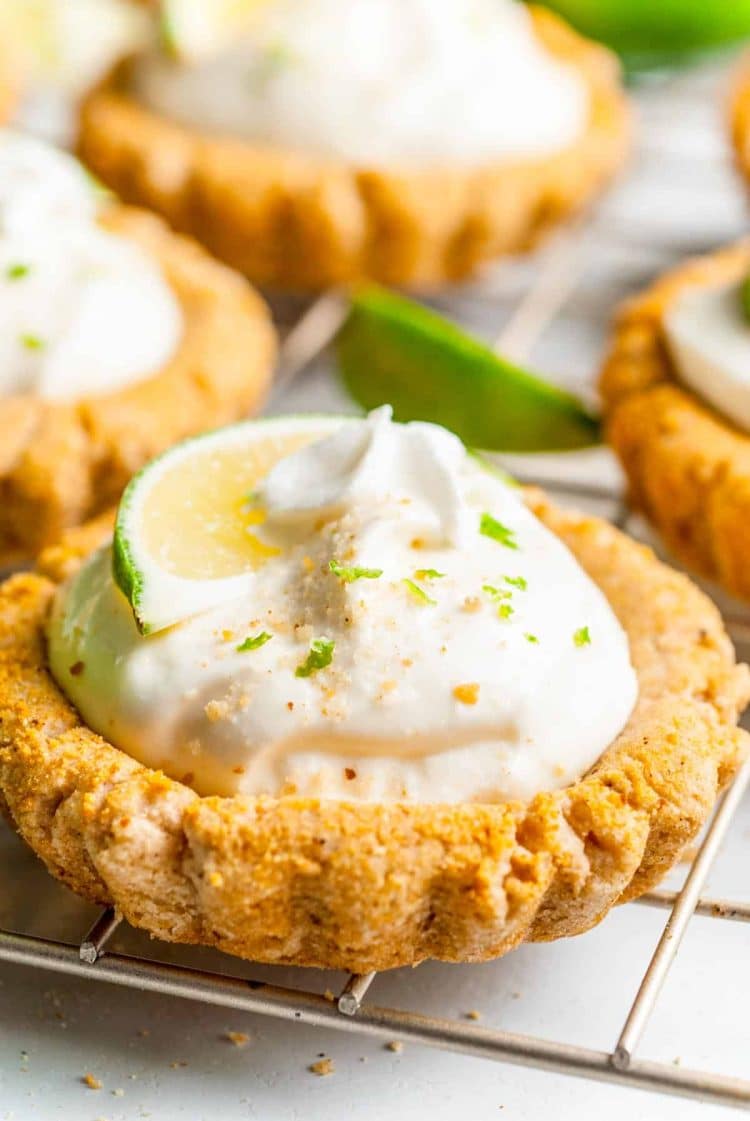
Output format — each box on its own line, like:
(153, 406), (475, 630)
(2, 55), (750, 1114)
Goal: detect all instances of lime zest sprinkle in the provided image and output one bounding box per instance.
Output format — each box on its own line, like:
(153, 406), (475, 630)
(414, 568), (445, 581)
(573, 626), (592, 648)
(236, 631), (273, 652)
(503, 575), (527, 591)
(403, 578), (436, 606)
(479, 513), (519, 550)
(295, 637), (335, 677)
(482, 583), (512, 600)
(20, 333), (44, 351)
(329, 558), (383, 583)
(6, 263), (30, 281)
(524, 633), (539, 644)
(497, 603), (514, 620)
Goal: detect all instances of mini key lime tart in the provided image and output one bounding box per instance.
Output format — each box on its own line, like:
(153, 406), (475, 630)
(600, 240), (750, 601)
(0, 0), (152, 145)
(1, 409), (746, 971)
(77, 0), (631, 291)
(0, 129), (275, 566)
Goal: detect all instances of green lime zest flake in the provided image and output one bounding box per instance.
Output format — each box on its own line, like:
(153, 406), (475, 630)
(741, 273), (750, 324)
(329, 558), (383, 583)
(503, 575), (527, 591)
(414, 568), (445, 581)
(403, 578), (436, 606)
(295, 637), (335, 678)
(19, 333), (44, 351)
(236, 631), (273, 652)
(6, 263), (30, 281)
(482, 583), (511, 600)
(479, 513), (518, 550)
(573, 626), (592, 648)
(497, 603), (514, 620)
(524, 633), (539, 644)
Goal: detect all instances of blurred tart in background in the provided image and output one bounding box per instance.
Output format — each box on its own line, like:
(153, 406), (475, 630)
(600, 240), (750, 601)
(0, 410), (746, 970)
(0, 0), (153, 145)
(730, 54), (750, 193)
(0, 130), (275, 566)
(78, 0), (631, 291)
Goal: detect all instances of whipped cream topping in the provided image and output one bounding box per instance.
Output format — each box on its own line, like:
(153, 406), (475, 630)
(0, 131), (183, 401)
(8, 0), (152, 145)
(664, 278), (750, 433)
(48, 409), (638, 805)
(133, 0), (589, 167)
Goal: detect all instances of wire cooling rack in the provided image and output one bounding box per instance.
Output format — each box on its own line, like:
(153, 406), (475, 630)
(2, 55), (750, 1114)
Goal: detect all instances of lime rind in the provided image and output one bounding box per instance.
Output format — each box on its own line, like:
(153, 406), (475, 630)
(111, 414), (344, 635)
(336, 285), (600, 453)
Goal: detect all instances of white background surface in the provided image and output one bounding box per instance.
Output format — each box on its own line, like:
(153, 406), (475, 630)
(2, 52), (750, 1121)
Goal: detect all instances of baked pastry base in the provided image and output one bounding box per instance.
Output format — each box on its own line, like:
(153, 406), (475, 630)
(77, 8), (631, 292)
(0, 494), (746, 972)
(731, 57), (750, 190)
(600, 240), (750, 601)
(0, 205), (275, 566)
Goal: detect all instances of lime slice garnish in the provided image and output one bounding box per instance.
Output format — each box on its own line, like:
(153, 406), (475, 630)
(336, 286), (599, 453)
(113, 416), (341, 634)
(159, 0), (270, 60)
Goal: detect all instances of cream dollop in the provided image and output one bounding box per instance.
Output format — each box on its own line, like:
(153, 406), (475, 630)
(8, 0), (153, 145)
(664, 278), (750, 433)
(48, 412), (637, 805)
(257, 406), (471, 547)
(133, 0), (589, 166)
(0, 131), (183, 401)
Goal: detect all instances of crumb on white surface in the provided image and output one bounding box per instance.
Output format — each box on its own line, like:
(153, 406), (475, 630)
(224, 1031), (250, 1047)
(82, 1073), (102, 1090)
(386, 1040), (403, 1053)
(309, 1057), (334, 1076)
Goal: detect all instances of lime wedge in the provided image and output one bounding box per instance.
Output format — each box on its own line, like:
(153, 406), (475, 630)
(113, 416), (340, 634)
(159, 0), (269, 60)
(336, 287), (599, 453)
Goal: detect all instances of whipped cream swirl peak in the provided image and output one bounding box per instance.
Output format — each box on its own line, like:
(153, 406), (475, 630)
(257, 406), (471, 547)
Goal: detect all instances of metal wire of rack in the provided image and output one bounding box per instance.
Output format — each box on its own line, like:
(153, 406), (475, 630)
(2, 221), (750, 1110)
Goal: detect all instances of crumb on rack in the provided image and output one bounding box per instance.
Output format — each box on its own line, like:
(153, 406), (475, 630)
(386, 1040), (403, 1053)
(82, 1072), (102, 1090)
(224, 1031), (250, 1048)
(309, 1057), (334, 1076)
(466, 1009), (482, 1021)
(323, 989), (335, 1002)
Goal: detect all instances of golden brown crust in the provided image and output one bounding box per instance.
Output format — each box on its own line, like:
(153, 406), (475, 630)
(0, 496), (746, 971)
(730, 55), (750, 189)
(599, 240), (750, 600)
(77, 8), (631, 291)
(0, 206), (276, 566)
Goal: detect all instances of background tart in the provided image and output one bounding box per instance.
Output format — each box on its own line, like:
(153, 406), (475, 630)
(599, 240), (750, 601)
(77, 8), (631, 292)
(0, 493), (745, 973)
(0, 205), (275, 567)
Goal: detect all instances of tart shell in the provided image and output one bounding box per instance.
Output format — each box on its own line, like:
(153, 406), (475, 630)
(76, 8), (631, 292)
(0, 205), (276, 567)
(0, 494), (746, 972)
(599, 240), (750, 601)
(731, 56), (750, 191)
